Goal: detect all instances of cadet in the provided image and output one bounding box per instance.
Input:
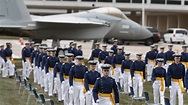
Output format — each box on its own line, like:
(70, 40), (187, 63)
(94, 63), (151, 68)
(145, 45), (157, 81)
(69, 42), (78, 57)
(34, 46), (43, 83)
(181, 45), (188, 69)
(112, 47), (125, 89)
(22, 42), (32, 80)
(104, 50), (114, 77)
(151, 58), (166, 105)
(30, 41), (35, 53)
(31, 43), (40, 83)
(67, 41), (74, 53)
(60, 53), (74, 105)
(92, 64), (119, 105)
(77, 44), (83, 56)
(98, 45), (108, 73)
(156, 47), (165, 59)
(89, 43), (102, 61)
(154, 44), (159, 53)
(3, 42), (14, 78)
(84, 60), (101, 105)
(121, 53), (133, 93)
(45, 49), (59, 97)
(167, 54), (185, 105)
(37, 46), (46, 85)
(165, 44), (175, 72)
(110, 39), (118, 54)
(130, 53), (146, 97)
(44, 48), (52, 92)
(69, 56), (88, 105)
(39, 47), (48, 88)
(53, 55), (64, 102)
(0, 44), (5, 74)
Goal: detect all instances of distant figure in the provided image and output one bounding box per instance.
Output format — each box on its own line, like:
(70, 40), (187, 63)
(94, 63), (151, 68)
(166, 54), (185, 105)
(152, 58), (166, 105)
(3, 42), (15, 78)
(131, 53), (145, 97)
(93, 64), (119, 105)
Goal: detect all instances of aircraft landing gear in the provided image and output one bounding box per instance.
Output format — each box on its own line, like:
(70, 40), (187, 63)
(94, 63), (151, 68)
(52, 39), (60, 48)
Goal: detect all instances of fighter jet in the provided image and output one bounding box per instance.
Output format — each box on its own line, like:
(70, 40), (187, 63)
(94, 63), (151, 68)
(0, 0), (152, 47)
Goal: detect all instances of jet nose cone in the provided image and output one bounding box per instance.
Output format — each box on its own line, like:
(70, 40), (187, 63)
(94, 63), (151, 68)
(141, 26), (153, 39)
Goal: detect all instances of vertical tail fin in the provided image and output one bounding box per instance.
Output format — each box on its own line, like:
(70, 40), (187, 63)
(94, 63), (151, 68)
(0, 0), (31, 22)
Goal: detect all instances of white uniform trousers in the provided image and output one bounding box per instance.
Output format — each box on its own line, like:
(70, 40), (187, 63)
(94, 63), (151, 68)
(40, 69), (45, 88)
(3, 59), (14, 77)
(72, 81), (85, 105)
(48, 70), (54, 96)
(152, 80), (165, 105)
(133, 74), (143, 97)
(22, 59), (32, 79)
(98, 96), (112, 105)
(170, 81), (184, 105)
(98, 63), (103, 76)
(37, 67), (42, 85)
(0, 57), (5, 74)
(54, 74), (62, 101)
(62, 79), (71, 105)
(146, 61), (154, 81)
(122, 71), (131, 93)
(114, 66), (122, 83)
(85, 88), (96, 105)
(33, 66), (38, 83)
(44, 72), (49, 92)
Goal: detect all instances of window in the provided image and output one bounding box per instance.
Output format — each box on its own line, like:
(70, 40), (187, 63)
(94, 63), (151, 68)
(176, 30), (187, 35)
(167, 30), (173, 33)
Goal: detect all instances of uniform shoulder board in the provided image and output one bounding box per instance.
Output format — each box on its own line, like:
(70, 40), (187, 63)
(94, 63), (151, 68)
(56, 62), (58, 64)
(71, 65), (75, 67)
(122, 60), (124, 62)
(86, 71), (89, 73)
(85, 66), (88, 68)
(99, 51), (102, 53)
(92, 49), (95, 51)
(47, 57), (50, 59)
(97, 77), (101, 80)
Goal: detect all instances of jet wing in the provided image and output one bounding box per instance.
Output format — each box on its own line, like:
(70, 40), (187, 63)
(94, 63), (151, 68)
(35, 16), (110, 26)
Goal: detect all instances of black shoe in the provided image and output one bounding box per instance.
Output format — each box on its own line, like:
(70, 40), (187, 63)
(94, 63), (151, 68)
(26, 77), (29, 80)
(9, 76), (14, 78)
(54, 94), (57, 97)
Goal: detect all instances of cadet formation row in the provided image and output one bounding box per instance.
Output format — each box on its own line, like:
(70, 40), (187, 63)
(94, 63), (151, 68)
(0, 40), (188, 105)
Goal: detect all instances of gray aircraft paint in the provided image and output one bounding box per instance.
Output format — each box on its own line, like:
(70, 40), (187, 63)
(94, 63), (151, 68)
(0, 0), (152, 41)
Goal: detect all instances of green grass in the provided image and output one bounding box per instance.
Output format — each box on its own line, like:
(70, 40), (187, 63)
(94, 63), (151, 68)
(1, 60), (188, 105)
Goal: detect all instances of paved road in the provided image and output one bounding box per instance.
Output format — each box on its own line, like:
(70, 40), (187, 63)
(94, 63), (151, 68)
(0, 39), (185, 59)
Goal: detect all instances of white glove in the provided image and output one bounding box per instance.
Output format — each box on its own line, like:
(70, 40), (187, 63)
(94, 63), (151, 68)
(169, 86), (172, 90)
(46, 73), (49, 76)
(143, 80), (146, 82)
(96, 99), (100, 103)
(62, 81), (64, 84)
(187, 90), (188, 93)
(116, 103), (119, 105)
(69, 86), (73, 94)
(13, 64), (15, 68)
(61, 81), (64, 90)
(146, 64), (148, 67)
(54, 78), (57, 83)
(32, 63), (34, 66)
(132, 77), (135, 80)
(119, 74), (123, 79)
(86, 90), (91, 95)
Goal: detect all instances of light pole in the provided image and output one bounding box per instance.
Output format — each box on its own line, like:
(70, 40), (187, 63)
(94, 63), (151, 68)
(142, 0), (145, 26)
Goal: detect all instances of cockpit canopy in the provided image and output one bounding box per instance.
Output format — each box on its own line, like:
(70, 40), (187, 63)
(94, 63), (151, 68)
(89, 7), (127, 19)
